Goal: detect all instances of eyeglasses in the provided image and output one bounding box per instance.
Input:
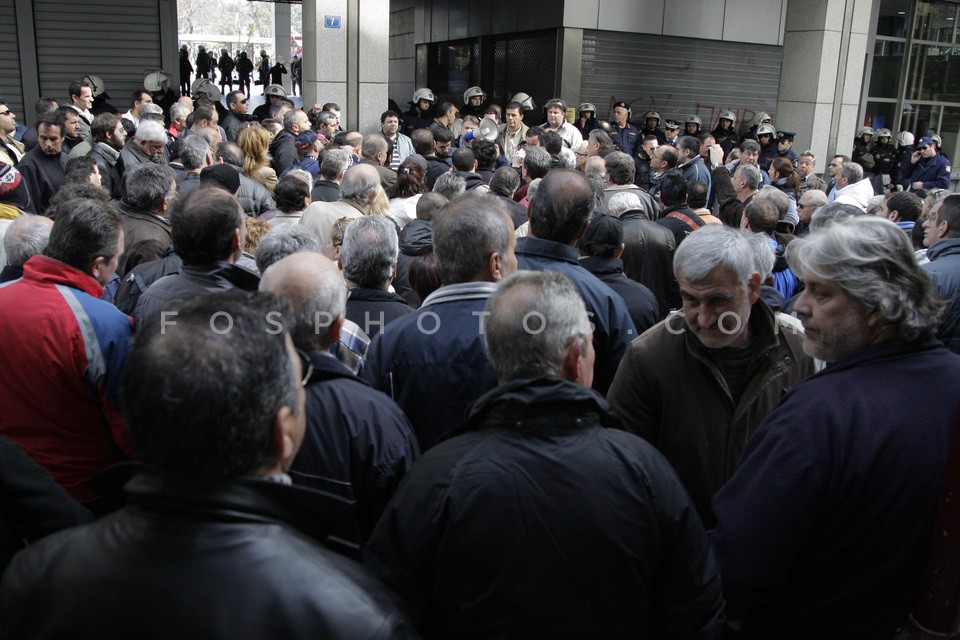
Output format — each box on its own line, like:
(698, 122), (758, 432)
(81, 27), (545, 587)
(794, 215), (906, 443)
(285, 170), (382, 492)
(295, 348), (314, 386)
(917, 146), (928, 151)
(0, 110), (11, 116)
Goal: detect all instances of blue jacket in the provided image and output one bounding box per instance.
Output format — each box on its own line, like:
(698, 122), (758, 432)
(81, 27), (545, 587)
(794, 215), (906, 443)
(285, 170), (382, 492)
(679, 155), (712, 202)
(516, 236), (637, 393)
(900, 152), (950, 190)
(293, 351), (419, 538)
(362, 282), (499, 451)
(712, 338), (960, 638)
(609, 123), (640, 156)
(923, 237), (960, 353)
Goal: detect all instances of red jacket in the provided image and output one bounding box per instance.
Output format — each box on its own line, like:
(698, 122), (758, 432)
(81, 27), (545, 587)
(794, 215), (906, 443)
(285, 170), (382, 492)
(0, 256), (134, 502)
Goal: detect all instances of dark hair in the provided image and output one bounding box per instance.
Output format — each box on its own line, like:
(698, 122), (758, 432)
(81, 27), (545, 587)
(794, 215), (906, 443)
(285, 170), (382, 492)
(416, 192), (446, 220)
(91, 113), (121, 144)
(526, 126), (544, 141)
(411, 129), (434, 155)
(659, 146), (679, 169)
(380, 110), (399, 123)
(192, 105), (215, 125)
(452, 147), (476, 172)
(433, 193), (512, 285)
(938, 194), (960, 238)
(523, 146), (551, 180)
(216, 141), (245, 167)
(540, 130), (563, 155)
(687, 180), (708, 209)
(505, 102), (522, 114)
(770, 158), (800, 190)
(885, 191), (923, 223)
(676, 135), (700, 158)
(473, 139), (498, 170)
(35, 97), (58, 116)
(68, 80), (90, 100)
(430, 124), (454, 144)
(227, 90), (246, 108)
(125, 164), (176, 212)
(409, 252), (441, 302)
(489, 166), (520, 197)
(529, 169), (595, 244)
(35, 113), (63, 137)
(388, 157), (427, 199)
(745, 199), (778, 234)
(170, 187), (244, 265)
(659, 171), (688, 206)
(65, 156), (98, 182)
(130, 89), (150, 107)
(53, 106), (79, 133)
(45, 183), (111, 219)
(274, 174), (311, 213)
(124, 290), (297, 478)
(45, 198), (121, 272)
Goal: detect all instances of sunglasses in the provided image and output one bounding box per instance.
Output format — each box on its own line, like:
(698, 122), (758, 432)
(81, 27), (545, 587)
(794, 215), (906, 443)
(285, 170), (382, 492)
(295, 348), (314, 386)
(0, 110), (11, 116)
(917, 146), (928, 151)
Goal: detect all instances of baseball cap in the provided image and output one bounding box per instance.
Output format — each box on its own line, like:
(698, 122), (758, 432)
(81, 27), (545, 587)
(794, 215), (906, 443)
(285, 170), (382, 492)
(578, 212), (624, 257)
(295, 130), (318, 151)
(917, 136), (934, 148)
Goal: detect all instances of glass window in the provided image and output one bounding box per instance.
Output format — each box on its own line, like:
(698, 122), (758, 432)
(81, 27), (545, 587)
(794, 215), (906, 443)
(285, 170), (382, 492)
(877, 0), (912, 38)
(870, 40), (906, 98)
(940, 106), (960, 173)
(913, 0), (958, 43)
(900, 103), (942, 139)
(865, 101), (898, 131)
(906, 43), (960, 102)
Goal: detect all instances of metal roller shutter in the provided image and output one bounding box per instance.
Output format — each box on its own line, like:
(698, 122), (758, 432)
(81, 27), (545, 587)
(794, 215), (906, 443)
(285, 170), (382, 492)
(0, 0), (23, 118)
(580, 30), (782, 133)
(32, 0), (162, 106)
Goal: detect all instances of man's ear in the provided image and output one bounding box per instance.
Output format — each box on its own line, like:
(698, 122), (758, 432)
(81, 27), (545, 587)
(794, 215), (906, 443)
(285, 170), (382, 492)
(329, 313), (344, 345)
(488, 251), (505, 281)
(270, 405), (298, 471)
(747, 271), (762, 304)
(559, 337), (592, 386)
(614, 242), (625, 259)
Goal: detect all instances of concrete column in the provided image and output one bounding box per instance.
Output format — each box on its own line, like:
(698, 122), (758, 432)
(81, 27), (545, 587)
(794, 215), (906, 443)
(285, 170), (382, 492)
(303, 0), (389, 134)
(274, 3), (293, 95)
(558, 28), (583, 114)
(776, 0), (877, 170)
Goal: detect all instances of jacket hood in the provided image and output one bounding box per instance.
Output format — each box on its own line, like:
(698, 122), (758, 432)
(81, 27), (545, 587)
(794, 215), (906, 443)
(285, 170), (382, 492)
(834, 178), (876, 211)
(399, 219), (433, 255)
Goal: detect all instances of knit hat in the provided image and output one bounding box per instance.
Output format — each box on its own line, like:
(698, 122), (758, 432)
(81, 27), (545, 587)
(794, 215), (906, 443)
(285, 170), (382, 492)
(0, 163), (32, 212)
(200, 164), (241, 194)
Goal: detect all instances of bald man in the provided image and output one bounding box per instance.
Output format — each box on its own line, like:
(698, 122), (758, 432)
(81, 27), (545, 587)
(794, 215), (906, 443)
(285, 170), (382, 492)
(260, 251), (418, 538)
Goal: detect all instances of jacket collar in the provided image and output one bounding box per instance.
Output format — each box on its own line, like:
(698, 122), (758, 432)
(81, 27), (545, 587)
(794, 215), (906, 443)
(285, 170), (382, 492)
(21, 255), (102, 297)
(181, 261), (260, 291)
(579, 256), (626, 277)
(448, 376), (620, 439)
(515, 235), (579, 265)
(683, 297), (783, 364)
(820, 336), (944, 376)
(927, 237), (960, 260)
(421, 281), (496, 307)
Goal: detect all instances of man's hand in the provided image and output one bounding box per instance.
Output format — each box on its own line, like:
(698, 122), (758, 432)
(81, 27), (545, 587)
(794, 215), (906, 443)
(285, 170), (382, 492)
(912, 181), (924, 190)
(708, 144), (724, 169)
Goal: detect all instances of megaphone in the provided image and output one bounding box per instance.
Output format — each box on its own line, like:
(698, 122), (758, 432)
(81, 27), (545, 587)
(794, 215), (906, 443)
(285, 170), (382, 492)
(463, 117), (499, 143)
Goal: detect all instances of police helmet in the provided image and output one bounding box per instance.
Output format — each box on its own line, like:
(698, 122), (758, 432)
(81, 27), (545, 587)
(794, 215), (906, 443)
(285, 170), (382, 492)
(463, 86), (485, 103)
(857, 126), (875, 138)
(578, 102), (597, 114)
(718, 110), (736, 125)
(82, 74), (107, 98)
(192, 79), (221, 102)
(143, 70), (171, 93)
(876, 128), (892, 139)
(412, 88), (436, 104)
(898, 131), (914, 147)
(685, 115), (702, 126)
(512, 92), (536, 111)
(757, 123), (776, 137)
(264, 84), (287, 98)
(643, 111), (661, 122)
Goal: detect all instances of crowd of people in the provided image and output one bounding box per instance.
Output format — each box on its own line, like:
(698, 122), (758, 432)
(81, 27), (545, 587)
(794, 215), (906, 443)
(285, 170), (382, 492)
(0, 74), (958, 639)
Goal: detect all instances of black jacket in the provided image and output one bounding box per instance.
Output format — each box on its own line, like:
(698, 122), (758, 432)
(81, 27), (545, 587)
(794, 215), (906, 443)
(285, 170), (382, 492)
(87, 142), (125, 200)
(0, 468), (420, 640)
(269, 129), (299, 176)
(345, 288), (414, 337)
(395, 219), (432, 308)
(618, 208), (676, 318)
(294, 352), (419, 538)
(311, 179), (341, 203)
(365, 377), (724, 640)
(579, 256), (660, 334)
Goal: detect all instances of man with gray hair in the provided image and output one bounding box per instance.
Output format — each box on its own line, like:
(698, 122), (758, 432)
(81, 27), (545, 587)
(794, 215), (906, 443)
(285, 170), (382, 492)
(832, 161), (874, 211)
(712, 216), (960, 638)
(363, 193), (517, 451)
(360, 134), (397, 189)
(366, 269), (724, 639)
(602, 151), (660, 218)
(340, 216), (413, 336)
(175, 135), (212, 195)
(117, 163), (176, 276)
(432, 172), (466, 201)
(120, 119), (168, 174)
(607, 224), (815, 527)
(714, 161), (762, 228)
(270, 109), (309, 176)
(259, 251), (418, 538)
(300, 163), (379, 251)
(312, 148), (350, 203)
(796, 188), (828, 235)
(0, 214), (53, 283)
(489, 165), (527, 228)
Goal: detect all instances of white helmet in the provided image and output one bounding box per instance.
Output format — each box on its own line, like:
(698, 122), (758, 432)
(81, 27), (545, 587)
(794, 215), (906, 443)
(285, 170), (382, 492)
(511, 92), (536, 111)
(264, 84), (287, 98)
(191, 78), (221, 102)
(857, 126), (875, 138)
(82, 74), (107, 98)
(412, 88), (436, 103)
(143, 69), (172, 93)
(898, 131), (915, 146)
(643, 110), (661, 122)
(718, 110), (736, 126)
(578, 102), (597, 114)
(757, 123), (777, 137)
(463, 86), (485, 103)
(876, 128), (892, 139)
(685, 115), (702, 126)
